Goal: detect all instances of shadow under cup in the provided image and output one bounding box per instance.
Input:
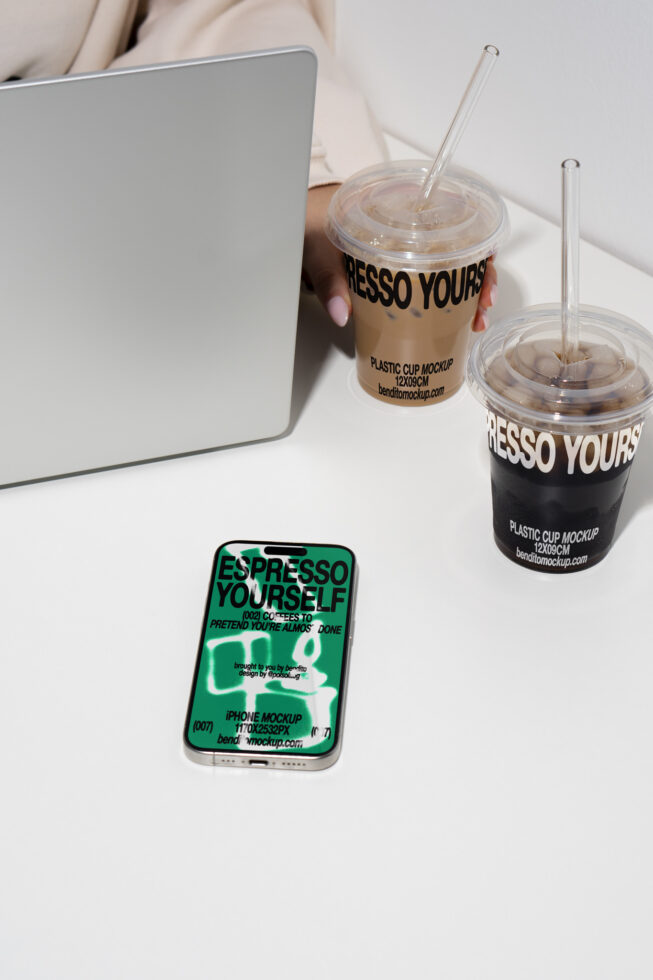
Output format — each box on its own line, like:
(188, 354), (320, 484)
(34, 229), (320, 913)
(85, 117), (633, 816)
(467, 305), (653, 573)
(326, 161), (509, 407)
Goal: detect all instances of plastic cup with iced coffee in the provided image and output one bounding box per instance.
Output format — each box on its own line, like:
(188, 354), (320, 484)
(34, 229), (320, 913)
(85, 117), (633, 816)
(467, 161), (653, 572)
(325, 46), (509, 407)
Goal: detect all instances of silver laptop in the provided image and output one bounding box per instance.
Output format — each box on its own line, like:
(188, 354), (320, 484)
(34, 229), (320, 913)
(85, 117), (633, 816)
(0, 48), (316, 486)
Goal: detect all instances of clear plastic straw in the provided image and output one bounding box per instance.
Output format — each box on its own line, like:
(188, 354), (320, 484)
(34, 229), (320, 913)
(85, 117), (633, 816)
(561, 159), (581, 365)
(413, 45), (499, 212)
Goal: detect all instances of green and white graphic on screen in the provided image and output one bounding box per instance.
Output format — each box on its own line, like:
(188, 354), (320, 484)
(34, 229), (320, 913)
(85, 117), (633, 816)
(187, 542), (355, 756)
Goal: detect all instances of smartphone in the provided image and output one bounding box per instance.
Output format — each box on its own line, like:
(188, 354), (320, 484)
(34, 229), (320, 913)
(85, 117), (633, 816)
(184, 540), (357, 771)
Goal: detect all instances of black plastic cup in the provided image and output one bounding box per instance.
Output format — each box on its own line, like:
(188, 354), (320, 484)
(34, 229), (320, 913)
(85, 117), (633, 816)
(467, 305), (653, 572)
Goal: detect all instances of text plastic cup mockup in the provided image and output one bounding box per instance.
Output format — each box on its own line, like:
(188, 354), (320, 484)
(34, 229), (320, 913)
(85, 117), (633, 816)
(326, 160), (508, 407)
(467, 304), (653, 572)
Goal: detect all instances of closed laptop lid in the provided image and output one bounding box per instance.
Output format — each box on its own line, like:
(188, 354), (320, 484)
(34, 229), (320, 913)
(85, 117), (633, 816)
(0, 47), (316, 486)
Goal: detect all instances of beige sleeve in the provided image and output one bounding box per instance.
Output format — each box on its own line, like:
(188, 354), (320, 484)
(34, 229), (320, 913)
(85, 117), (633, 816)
(110, 0), (387, 186)
(0, 0), (137, 80)
(69, 0), (141, 74)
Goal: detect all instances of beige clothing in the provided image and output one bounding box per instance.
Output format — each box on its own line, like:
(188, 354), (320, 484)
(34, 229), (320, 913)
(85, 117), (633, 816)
(0, 0), (386, 186)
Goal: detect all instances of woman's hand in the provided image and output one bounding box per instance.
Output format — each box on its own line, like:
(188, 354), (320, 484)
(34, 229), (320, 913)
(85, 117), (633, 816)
(302, 184), (351, 327)
(473, 255), (498, 332)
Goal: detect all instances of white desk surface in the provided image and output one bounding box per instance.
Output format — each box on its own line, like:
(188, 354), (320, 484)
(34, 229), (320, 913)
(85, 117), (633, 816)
(3, 145), (653, 979)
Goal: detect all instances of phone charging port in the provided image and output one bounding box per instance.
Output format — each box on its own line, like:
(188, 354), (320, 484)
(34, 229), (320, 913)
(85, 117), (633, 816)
(249, 760), (268, 767)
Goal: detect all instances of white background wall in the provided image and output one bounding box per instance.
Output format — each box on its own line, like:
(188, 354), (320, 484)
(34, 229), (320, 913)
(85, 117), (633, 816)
(334, 0), (653, 277)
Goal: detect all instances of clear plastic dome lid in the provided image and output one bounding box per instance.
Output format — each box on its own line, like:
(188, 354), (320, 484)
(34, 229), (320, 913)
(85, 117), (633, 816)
(326, 159), (509, 271)
(467, 305), (653, 431)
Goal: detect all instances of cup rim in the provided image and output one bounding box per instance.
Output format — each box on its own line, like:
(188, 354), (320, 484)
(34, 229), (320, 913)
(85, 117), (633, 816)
(325, 160), (510, 271)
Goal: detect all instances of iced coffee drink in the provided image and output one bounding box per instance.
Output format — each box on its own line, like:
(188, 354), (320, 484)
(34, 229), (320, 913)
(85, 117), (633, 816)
(326, 161), (508, 406)
(467, 305), (653, 571)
